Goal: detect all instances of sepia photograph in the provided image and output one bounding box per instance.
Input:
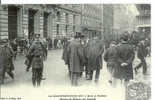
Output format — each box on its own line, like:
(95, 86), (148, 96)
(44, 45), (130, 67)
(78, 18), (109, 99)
(0, 4), (151, 100)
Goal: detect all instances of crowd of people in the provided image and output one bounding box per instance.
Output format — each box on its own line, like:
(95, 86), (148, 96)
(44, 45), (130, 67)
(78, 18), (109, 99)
(62, 32), (150, 86)
(0, 34), (48, 86)
(0, 30), (151, 87)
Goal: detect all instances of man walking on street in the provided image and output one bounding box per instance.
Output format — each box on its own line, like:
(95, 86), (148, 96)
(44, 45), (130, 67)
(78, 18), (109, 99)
(104, 41), (122, 87)
(68, 34), (85, 86)
(26, 34), (47, 87)
(0, 39), (15, 84)
(134, 40), (148, 75)
(117, 33), (135, 84)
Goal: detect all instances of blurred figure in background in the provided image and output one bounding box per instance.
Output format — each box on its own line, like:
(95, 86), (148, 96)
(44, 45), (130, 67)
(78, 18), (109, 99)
(134, 39), (148, 75)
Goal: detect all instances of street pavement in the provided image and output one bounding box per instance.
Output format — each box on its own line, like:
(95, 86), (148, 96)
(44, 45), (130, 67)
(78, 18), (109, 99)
(1, 49), (151, 100)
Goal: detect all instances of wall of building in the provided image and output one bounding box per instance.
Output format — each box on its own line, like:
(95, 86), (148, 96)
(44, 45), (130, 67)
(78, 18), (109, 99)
(113, 4), (138, 33)
(135, 4), (151, 39)
(81, 4), (103, 38)
(102, 4), (113, 39)
(2, 4), (139, 40)
(0, 5), (8, 39)
(0, 5), (82, 40)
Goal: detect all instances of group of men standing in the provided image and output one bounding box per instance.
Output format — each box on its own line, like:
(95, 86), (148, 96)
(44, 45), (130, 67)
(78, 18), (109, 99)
(0, 31), (150, 87)
(104, 34), (135, 86)
(62, 33), (105, 86)
(62, 32), (149, 86)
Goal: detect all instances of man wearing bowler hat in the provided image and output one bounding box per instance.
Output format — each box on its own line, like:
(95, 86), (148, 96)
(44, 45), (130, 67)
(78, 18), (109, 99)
(68, 33), (86, 86)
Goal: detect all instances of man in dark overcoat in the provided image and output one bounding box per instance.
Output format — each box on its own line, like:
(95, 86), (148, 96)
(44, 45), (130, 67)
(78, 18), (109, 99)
(134, 40), (148, 75)
(62, 38), (72, 78)
(68, 35), (85, 86)
(86, 36), (104, 83)
(0, 39), (14, 84)
(104, 41), (120, 86)
(117, 34), (135, 83)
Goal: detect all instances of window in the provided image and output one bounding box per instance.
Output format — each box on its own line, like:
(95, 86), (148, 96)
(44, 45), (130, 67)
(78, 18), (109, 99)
(65, 13), (69, 23)
(66, 25), (68, 34)
(56, 24), (59, 35)
(73, 15), (76, 24)
(73, 26), (75, 33)
(57, 11), (61, 21)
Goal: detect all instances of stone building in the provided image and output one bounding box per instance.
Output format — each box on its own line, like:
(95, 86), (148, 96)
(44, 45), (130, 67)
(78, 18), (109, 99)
(113, 4), (138, 34)
(136, 4), (151, 38)
(101, 4), (138, 42)
(102, 4), (113, 40)
(0, 4), (82, 40)
(0, 4), (138, 40)
(81, 4), (103, 38)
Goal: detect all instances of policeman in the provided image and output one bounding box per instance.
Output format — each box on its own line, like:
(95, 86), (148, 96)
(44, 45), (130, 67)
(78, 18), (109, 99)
(26, 34), (47, 87)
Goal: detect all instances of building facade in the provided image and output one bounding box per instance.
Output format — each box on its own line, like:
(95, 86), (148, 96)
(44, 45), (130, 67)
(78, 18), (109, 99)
(113, 4), (138, 34)
(0, 4), (82, 40)
(81, 4), (103, 38)
(1, 4), (138, 40)
(136, 4), (151, 38)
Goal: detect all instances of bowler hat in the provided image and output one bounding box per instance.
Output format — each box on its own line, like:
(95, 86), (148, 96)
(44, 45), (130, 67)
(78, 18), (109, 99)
(120, 33), (129, 41)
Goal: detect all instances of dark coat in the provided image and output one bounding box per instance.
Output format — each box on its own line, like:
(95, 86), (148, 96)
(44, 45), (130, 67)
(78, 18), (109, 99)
(117, 42), (135, 80)
(86, 39), (104, 71)
(0, 45), (14, 74)
(27, 41), (45, 69)
(68, 39), (85, 73)
(62, 41), (70, 65)
(137, 41), (148, 59)
(104, 46), (121, 79)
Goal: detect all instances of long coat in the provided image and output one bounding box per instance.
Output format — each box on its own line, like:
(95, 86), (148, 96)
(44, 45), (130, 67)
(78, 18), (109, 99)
(62, 41), (70, 65)
(86, 39), (104, 71)
(137, 41), (147, 59)
(117, 42), (135, 80)
(0, 45), (14, 74)
(68, 39), (85, 73)
(104, 46), (121, 79)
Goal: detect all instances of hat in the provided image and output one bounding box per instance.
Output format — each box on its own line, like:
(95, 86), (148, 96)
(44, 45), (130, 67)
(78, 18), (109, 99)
(120, 33), (129, 41)
(0, 39), (8, 45)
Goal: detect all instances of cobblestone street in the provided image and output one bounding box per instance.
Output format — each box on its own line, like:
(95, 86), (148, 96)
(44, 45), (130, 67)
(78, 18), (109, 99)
(1, 49), (151, 100)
